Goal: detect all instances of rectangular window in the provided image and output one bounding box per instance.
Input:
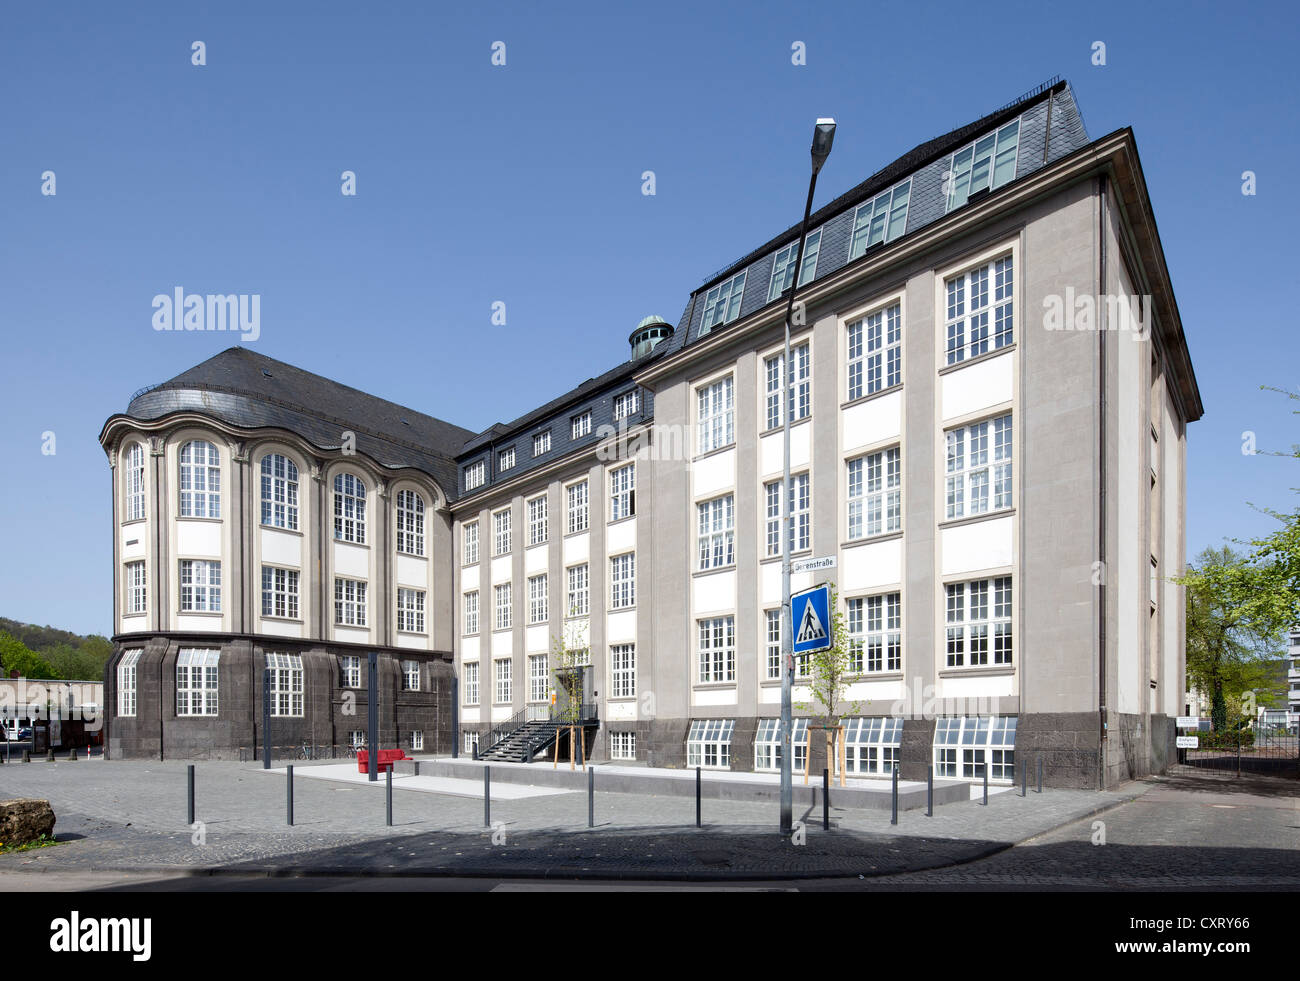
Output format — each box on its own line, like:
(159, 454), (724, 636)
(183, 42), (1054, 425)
(463, 730), (479, 754)
(527, 495), (548, 546)
(412, 730), (424, 751)
(464, 590), (479, 634)
(566, 564), (589, 617)
(117, 650), (141, 717)
(529, 653), (550, 702)
(767, 229), (821, 301)
(567, 480), (589, 534)
(494, 658), (512, 704)
(765, 609), (782, 680)
(533, 431), (551, 457)
(945, 256), (1014, 365)
(341, 654), (361, 689)
(847, 594), (901, 673)
(334, 577), (367, 627)
(572, 412), (592, 440)
(498, 447), (516, 472)
(609, 464), (635, 521)
(945, 414), (1013, 519)
(402, 659), (420, 691)
(465, 460), (486, 491)
(696, 376), (735, 455)
(124, 443), (147, 522)
(396, 489), (425, 556)
(611, 643), (635, 698)
(697, 616), (736, 684)
(847, 447), (901, 539)
(259, 454), (299, 530)
(933, 716), (1017, 781)
(849, 180), (911, 259)
(176, 648), (219, 716)
(697, 495), (735, 570)
(463, 521), (479, 565)
(754, 717), (809, 773)
(528, 574), (548, 624)
(493, 508), (512, 555)
(463, 662), (480, 705)
(764, 342), (811, 430)
(701, 270), (746, 332)
(179, 560), (221, 613)
(947, 119), (1020, 211)
(609, 731), (636, 760)
(613, 390), (640, 421)
(945, 577), (1013, 667)
(267, 652), (304, 717)
(262, 566), (300, 620)
(397, 588), (425, 633)
(846, 303), (902, 400)
(610, 553), (636, 610)
(494, 583), (512, 631)
(179, 440), (221, 519)
(764, 474), (810, 557)
(687, 718), (735, 768)
(125, 561), (147, 615)
(841, 717), (904, 776)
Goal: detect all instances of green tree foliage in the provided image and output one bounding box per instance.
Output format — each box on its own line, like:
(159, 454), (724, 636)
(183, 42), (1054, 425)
(796, 586), (863, 777)
(0, 632), (57, 680)
(0, 618), (112, 682)
(1179, 546), (1289, 731)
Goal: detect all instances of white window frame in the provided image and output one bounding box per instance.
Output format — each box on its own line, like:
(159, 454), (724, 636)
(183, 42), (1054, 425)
(764, 473), (810, 558)
(117, 650), (141, 717)
(611, 643), (635, 698)
(124, 442), (147, 522)
(125, 561), (147, 615)
(934, 716), (1017, 781)
(498, 446), (516, 472)
(613, 390), (640, 421)
(402, 659), (421, 691)
(754, 717), (809, 773)
(463, 520), (479, 565)
(697, 495), (735, 570)
(945, 577), (1013, 668)
(528, 574), (548, 624)
(463, 590), (479, 634)
(266, 652), (304, 717)
(176, 648), (219, 716)
(610, 552), (635, 610)
(764, 609), (782, 680)
(493, 508), (512, 555)
(527, 495), (548, 546)
(609, 463), (635, 521)
(696, 375), (735, 454)
(697, 616), (736, 684)
(494, 583), (512, 631)
(465, 460), (486, 491)
(944, 255), (1014, 365)
(764, 342), (811, 430)
(846, 302), (902, 401)
(945, 413), (1013, 519)
(528, 653), (550, 703)
(334, 577), (368, 627)
(463, 661), (480, 705)
(342, 654), (362, 689)
(396, 489), (426, 556)
(262, 565), (300, 620)
(397, 587), (426, 633)
(179, 559), (221, 613)
(494, 658), (512, 704)
(260, 453), (299, 531)
(566, 564), (589, 617)
(946, 118), (1021, 212)
(687, 718), (735, 769)
(767, 229), (821, 301)
(533, 430), (551, 457)
(566, 480), (589, 534)
(572, 411), (592, 440)
(849, 179), (911, 258)
(840, 717), (904, 776)
(412, 730), (424, 751)
(609, 731), (636, 760)
(179, 440), (221, 519)
(847, 447), (901, 539)
(701, 270), (746, 332)
(847, 593), (901, 674)
(333, 472), (367, 544)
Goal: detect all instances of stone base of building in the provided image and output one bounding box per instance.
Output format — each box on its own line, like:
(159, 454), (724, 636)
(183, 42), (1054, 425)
(106, 635), (453, 761)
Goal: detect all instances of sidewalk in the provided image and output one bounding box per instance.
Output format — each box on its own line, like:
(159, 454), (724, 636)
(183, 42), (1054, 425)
(0, 759), (1143, 881)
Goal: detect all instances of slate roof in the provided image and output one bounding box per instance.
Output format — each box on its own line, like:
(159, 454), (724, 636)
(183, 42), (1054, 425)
(116, 348), (475, 498)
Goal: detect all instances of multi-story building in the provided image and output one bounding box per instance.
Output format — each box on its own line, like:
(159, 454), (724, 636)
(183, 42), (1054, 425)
(102, 78), (1202, 787)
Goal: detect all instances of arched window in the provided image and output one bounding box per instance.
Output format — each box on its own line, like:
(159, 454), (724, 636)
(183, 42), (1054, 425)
(123, 442), (146, 522)
(179, 440), (221, 518)
(333, 472), (367, 544)
(396, 489), (426, 556)
(260, 453), (299, 530)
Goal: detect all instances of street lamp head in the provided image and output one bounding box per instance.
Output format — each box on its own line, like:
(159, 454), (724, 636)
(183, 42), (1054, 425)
(811, 117), (836, 175)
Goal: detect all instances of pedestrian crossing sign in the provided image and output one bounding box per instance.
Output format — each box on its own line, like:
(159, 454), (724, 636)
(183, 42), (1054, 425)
(791, 584), (832, 655)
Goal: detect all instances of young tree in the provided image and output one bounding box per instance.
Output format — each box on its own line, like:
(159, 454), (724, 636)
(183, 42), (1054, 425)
(796, 585), (862, 786)
(549, 616), (589, 769)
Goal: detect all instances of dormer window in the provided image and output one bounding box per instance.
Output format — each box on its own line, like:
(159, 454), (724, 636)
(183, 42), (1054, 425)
(701, 270), (747, 333)
(947, 119), (1021, 211)
(849, 180), (910, 259)
(465, 460), (486, 491)
(767, 229), (822, 301)
(498, 447), (516, 472)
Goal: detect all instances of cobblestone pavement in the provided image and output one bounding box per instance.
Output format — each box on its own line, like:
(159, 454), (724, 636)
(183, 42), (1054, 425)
(1, 759), (1291, 885)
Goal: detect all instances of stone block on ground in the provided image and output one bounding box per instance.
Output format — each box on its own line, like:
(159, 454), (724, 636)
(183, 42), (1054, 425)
(0, 798), (56, 847)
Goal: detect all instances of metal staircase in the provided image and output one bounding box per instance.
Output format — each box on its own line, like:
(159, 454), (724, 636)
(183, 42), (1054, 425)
(477, 704), (600, 763)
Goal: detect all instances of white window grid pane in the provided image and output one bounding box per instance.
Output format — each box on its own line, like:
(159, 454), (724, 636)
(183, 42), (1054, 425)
(333, 472), (367, 544)
(396, 490), (425, 556)
(767, 229), (821, 302)
(494, 583), (512, 630)
(125, 561), (147, 614)
(610, 553), (635, 609)
(529, 654), (550, 702)
(947, 120), (1020, 211)
(125, 443), (147, 521)
(945, 415), (1011, 519)
(397, 588), (426, 633)
(765, 610), (782, 680)
(493, 509), (511, 555)
(528, 575), (548, 624)
(847, 447), (901, 539)
(334, 577), (367, 626)
(260, 454), (299, 530)
(697, 616), (736, 683)
(849, 593), (901, 674)
(341, 655), (361, 688)
(117, 651), (141, 717)
(609, 464), (635, 521)
(566, 564), (589, 617)
(179, 440), (221, 519)
(463, 521), (479, 564)
(533, 431), (551, 457)
(528, 496), (548, 546)
(262, 566), (300, 620)
(701, 271), (746, 331)
(764, 344), (811, 429)
(945, 258), (1013, 365)
(464, 591), (479, 634)
(402, 659), (421, 691)
(849, 180), (911, 260)
(465, 461), (485, 491)
(567, 481), (589, 534)
(572, 412), (592, 440)
(696, 377), (734, 454)
(498, 447), (515, 471)
(179, 560), (221, 612)
(463, 662), (480, 704)
(687, 718), (735, 768)
(176, 648), (219, 716)
(494, 659), (512, 703)
(611, 643), (636, 698)
(613, 390), (640, 420)
(697, 495), (735, 570)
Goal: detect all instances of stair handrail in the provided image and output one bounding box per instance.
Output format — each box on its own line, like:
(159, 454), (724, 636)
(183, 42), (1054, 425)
(480, 707), (531, 757)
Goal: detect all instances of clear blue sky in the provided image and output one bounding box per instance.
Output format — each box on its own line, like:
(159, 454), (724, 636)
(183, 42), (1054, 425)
(2, 0), (1297, 637)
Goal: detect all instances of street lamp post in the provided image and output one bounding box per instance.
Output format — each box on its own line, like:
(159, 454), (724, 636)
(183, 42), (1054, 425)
(781, 118), (836, 836)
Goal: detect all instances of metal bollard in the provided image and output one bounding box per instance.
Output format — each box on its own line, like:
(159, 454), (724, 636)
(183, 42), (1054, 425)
(386, 770), (393, 827)
(69, 749), (78, 762)
(187, 764), (195, 825)
(891, 765), (898, 825)
(287, 765), (294, 826)
(1037, 756), (1043, 793)
(22, 750), (30, 763)
(695, 766), (701, 828)
(926, 764), (933, 817)
(1021, 759), (1027, 797)
(982, 766), (988, 805)
(587, 767), (594, 829)
(484, 765), (491, 828)
(822, 768), (829, 831)
(46, 748), (54, 762)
